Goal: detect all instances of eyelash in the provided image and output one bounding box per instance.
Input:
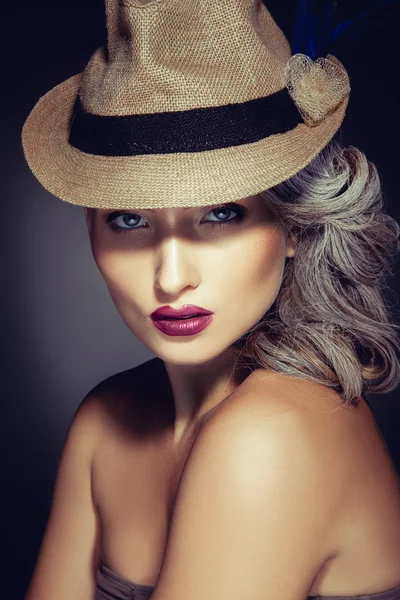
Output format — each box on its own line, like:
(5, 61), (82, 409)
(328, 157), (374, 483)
(103, 204), (246, 234)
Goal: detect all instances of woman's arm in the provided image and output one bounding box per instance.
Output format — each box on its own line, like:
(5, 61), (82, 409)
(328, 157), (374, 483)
(25, 394), (103, 600)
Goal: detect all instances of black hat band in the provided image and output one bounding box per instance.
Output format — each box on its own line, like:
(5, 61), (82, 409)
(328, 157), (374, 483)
(68, 87), (303, 156)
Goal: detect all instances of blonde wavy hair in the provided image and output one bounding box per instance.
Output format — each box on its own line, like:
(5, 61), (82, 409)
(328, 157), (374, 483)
(231, 139), (400, 405)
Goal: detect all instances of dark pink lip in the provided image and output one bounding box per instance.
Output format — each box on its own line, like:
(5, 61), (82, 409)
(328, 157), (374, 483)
(151, 304), (213, 319)
(151, 314), (213, 336)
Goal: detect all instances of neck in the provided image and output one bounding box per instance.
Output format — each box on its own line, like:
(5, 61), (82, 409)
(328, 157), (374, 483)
(162, 348), (251, 443)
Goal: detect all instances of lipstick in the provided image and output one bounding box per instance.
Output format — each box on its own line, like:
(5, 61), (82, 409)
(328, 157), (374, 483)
(150, 304), (213, 337)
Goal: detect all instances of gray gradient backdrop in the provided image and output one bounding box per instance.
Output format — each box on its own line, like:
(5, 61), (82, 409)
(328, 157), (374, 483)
(2, 1), (400, 598)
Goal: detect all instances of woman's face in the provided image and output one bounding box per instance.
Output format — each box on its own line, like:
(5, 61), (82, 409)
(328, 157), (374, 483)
(84, 195), (295, 365)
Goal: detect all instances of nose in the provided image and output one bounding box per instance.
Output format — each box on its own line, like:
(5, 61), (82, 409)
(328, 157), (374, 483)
(154, 237), (200, 297)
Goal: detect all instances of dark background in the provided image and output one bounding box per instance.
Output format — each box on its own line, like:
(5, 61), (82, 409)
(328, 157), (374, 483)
(2, 1), (400, 598)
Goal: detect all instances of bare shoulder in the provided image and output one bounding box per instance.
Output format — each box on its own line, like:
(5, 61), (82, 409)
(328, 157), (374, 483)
(81, 357), (164, 405)
(210, 367), (358, 432)
(79, 357), (173, 436)
(200, 367), (353, 494)
(229, 368), (386, 460)
(203, 368), (369, 528)
(206, 368), (400, 536)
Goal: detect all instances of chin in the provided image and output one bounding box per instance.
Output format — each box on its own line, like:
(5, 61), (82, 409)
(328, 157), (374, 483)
(149, 338), (235, 367)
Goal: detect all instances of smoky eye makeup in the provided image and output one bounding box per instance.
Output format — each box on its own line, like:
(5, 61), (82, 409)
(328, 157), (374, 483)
(103, 202), (247, 234)
(200, 203), (247, 226)
(104, 211), (147, 232)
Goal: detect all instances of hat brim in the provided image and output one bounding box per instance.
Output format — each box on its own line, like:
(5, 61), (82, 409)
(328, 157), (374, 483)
(22, 72), (349, 210)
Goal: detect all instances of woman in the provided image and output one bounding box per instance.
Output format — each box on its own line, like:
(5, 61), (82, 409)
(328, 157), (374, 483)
(22, 0), (400, 599)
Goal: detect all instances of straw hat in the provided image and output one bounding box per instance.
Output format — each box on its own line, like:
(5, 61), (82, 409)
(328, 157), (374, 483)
(21, 0), (351, 210)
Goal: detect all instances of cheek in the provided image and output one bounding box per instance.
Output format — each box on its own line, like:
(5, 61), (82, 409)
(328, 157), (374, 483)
(256, 230), (287, 287)
(92, 248), (151, 309)
(224, 226), (287, 296)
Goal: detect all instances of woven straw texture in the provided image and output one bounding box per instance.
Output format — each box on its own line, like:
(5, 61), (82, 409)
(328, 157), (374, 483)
(21, 0), (350, 209)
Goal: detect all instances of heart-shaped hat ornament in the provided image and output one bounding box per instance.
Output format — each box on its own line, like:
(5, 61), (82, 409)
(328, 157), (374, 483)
(284, 53), (351, 127)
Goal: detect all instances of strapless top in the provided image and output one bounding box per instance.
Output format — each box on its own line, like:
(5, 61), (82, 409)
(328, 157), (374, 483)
(95, 563), (400, 600)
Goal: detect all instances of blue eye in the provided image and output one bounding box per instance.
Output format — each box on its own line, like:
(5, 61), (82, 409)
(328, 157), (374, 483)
(202, 205), (243, 225)
(104, 203), (245, 234)
(105, 212), (148, 232)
